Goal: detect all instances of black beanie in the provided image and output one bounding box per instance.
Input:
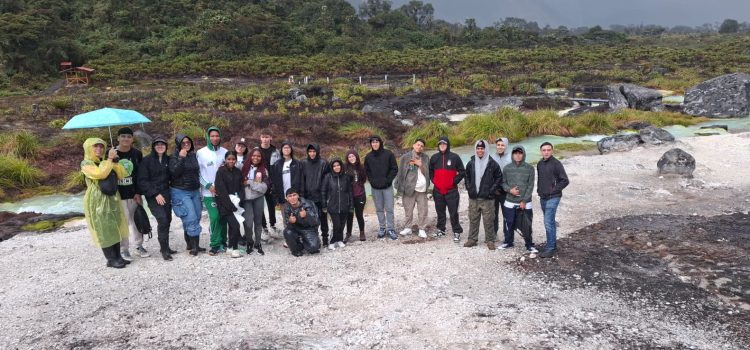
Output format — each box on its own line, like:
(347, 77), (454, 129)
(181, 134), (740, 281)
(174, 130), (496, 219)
(117, 127), (134, 136)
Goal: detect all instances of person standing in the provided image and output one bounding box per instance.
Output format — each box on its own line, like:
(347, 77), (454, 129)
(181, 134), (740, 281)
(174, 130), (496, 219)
(197, 126), (228, 255)
(281, 189), (322, 257)
(81, 138), (129, 268)
(214, 151), (245, 258)
(114, 127), (146, 260)
(321, 159), (354, 250)
(364, 135), (399, 240)
(169, 134), (204, 255)
(241, 148), (269, 255)
(500, 146), (537, 253)
(271, 142), (303, 206)
(536, 142), (569, 258)
(490, 137), (512, 237)
(429, 136), (465, 242)
(301, 143), (330, 245)
(258, 130), (281, 236)
(344, 150), (367, 242)
(394, 138), (430, 238)
(136, 136), (174, 261)
(234, 138), (249, 170)
(463, 140), (503, 250)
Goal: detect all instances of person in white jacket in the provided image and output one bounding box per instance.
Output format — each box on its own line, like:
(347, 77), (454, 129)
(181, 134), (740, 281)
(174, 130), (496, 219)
(197, 126), (228, 254)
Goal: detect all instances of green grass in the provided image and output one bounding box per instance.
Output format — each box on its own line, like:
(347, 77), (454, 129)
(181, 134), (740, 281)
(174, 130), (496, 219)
(63, 170), (86, 192)
(21, 220), (62, 232)
(337, 122), (384, 140)
(554, 142), (599, 152)
(0, 131), (41, 159)
(0, 155), (45, 188)
(402, 121), (456, 148)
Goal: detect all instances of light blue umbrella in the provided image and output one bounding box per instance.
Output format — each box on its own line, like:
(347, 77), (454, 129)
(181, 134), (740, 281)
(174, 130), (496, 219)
(62, 107), (151, 145)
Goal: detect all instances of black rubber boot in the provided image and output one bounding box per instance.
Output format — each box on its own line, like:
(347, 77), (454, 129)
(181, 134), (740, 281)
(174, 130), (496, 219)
(189, 236), (199, 256)
(113, 243), (130, 265)
(104, 246), (126, 268)
(184, 231), (190, 250)
(161, 249), (173, 261)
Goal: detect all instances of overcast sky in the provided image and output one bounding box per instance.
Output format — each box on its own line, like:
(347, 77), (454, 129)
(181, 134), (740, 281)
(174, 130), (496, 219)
(356, 0), (750, 28)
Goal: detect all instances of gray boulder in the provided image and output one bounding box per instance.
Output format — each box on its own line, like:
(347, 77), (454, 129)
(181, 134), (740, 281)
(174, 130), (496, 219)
(596, 134), (642, 154)
(683, 73), (750, 118)
(657, 148), (696, 177)
(639, 126), (675, 145)
(288, 87), (302, 100)
(295, 94), (307, 103)
(607, 84), (663, 111)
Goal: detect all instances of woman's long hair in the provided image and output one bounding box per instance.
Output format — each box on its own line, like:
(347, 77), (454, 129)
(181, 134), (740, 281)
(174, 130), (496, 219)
(241, 148), (267, 180)
(343, 149), (366, 183)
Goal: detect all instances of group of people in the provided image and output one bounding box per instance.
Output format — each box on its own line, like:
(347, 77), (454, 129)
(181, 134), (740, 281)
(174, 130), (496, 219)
(80, 126), (569, 269)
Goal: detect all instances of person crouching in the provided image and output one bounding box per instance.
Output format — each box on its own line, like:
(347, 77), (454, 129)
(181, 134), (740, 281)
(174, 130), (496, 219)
(282, 188), (322, 256)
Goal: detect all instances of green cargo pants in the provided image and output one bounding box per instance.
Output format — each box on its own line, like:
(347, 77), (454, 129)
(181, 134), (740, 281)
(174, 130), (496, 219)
(467, 198), (497, 243)
(204, 197), (227, 249)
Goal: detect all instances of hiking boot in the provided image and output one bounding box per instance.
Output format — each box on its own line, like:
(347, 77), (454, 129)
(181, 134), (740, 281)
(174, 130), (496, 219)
(452, 232), (461, 243)
(359, 230), (366, 241)
(135, 246), (150, 258)
(463, 239), (477, 248)
(161, 250), (173, 261)
(387, 229), (398, 240)
(121, 250), (133, 261)
(377, 227), (386, 239)
(487, 242), (496, 250)
(539, 249), (556, 258)
(399, 228), (412, 236)
(418, 229), (427, 238)
(499, 243), (514, 250)
(526, 246), (539, 254)
(344, 232), (352, 243)
(168, 248), (177, 254)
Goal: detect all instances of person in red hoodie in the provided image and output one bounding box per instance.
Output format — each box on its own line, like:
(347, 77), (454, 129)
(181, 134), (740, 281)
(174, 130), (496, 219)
(429, 136), (465, 241)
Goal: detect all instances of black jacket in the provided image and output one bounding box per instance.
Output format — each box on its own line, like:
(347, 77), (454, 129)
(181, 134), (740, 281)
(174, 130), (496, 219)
(168, 134), (200, 191)
(536, 155), (569, 199)
(282, 198), (320, 230)
(465, 156), (503, 199)
(321, 171), (354, 214)
(214, 165), (245, 216)
(137, 141), (171, 200)
(300, 143), (329, 203)
(271, 145), (303, 204)
(364, 135), (398, 189)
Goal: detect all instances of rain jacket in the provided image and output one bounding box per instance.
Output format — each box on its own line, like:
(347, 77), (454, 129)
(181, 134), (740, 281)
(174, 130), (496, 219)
(197, 126), (227, 197)
(80, 138), (129, 248)
(168, 134), (200, 190)
(301, 143), (329, 203)
(395, 149), (430, 197)
(321, 160), (354, 214)
(429, 136), (465, 195)
(364, 135), (398, 189)
(271, 142), (303, 204)
(502, 146), (535, 204)
(344, 150), (367, 198)
(137, 136), (170, 201)
(465, 141), (503, 200)
(282, 198), (320, 229)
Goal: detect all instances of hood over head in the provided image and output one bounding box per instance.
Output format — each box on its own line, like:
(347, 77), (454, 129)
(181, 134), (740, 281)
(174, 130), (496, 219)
(174, 134), (194, 154)
(205, 126), (222, 151)
(83, 138), (107, 162)
(496, 137), (509, 152)
(151, 135), (168, 154)
(345, 149), (361, 165)
(368, 135), (384, 153)
(329, 158), (344, 174)
(437, 136), (451, 153)
(511, 145), (527, 164)
(306, 143), (321, 160)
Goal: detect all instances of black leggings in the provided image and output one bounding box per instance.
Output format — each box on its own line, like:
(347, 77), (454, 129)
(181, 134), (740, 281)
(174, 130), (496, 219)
(224, 214), (242, 250)
(347, 195), (366, 234)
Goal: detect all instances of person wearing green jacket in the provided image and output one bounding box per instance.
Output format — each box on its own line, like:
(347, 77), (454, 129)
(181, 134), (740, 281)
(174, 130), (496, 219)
(500, 145), (537, 253)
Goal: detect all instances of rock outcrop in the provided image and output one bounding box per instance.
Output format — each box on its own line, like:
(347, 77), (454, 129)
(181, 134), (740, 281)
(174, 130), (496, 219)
(607, 84), (663, 111)
(683, 73), (750, 118)
(657, 148), (696, 177)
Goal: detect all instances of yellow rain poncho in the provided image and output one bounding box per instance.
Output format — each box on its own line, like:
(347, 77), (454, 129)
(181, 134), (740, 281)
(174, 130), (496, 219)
(81, 138), (129, 248)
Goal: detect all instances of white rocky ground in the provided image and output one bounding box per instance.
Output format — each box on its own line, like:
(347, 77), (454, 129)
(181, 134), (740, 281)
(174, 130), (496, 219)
(1, 133), (749, 349)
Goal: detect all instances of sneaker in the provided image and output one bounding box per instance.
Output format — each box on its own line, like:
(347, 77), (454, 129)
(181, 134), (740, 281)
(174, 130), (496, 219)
(121, 250), (133, 261)
(218, 246), (227, 253)
(463, 239), (477, 247)
(336, 241), (346, 248)
(261, 228), (270, 242)
(283, 242), (288, 248)
(418, 229), (427, 238)
(208, 247), (220, 256)
(387, 229), (398, 240)
(539, 249), (556, 258)
(135, 246), (150, 258)
(452, 232), (461, 243)
(377, 227), (386, 239)
(399, 228), (412, 236)
(230, 249), (242, 258)
(432, 230), (446, 238)
(526, 246), (539, 254)
(328, 244), (336, 251)
(487, 242), (496, 250)
(499, 243), (514, 250)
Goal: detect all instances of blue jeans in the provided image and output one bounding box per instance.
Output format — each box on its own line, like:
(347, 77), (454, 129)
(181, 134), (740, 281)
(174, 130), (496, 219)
(540, 196), (561, 251)
(170, 187), (203, 237)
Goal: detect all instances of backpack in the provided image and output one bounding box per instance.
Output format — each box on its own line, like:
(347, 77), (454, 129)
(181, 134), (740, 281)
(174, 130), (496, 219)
(134, 204), (152, 239)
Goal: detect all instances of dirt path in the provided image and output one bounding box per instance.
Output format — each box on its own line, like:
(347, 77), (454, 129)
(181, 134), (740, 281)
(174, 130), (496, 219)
(1, 133), (748, 349)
